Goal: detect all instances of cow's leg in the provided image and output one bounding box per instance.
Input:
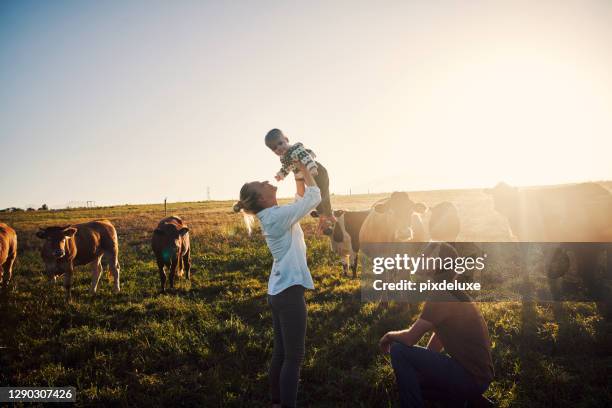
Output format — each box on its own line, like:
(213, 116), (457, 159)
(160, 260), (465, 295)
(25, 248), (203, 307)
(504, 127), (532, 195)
(351, 252), (359, 279)
(183, 248), (191, 280)
(575, 246), (598, 300)
(90, 255), (103, 294)
(105, 250), (120, 293)
(169, 257), (178, 289)
(604, 245), (612, 319)
(6, 255), (15, 286)
(2, 251), (16, 288)
(63, 264), (74, 303)
(157, 258), (167, 293)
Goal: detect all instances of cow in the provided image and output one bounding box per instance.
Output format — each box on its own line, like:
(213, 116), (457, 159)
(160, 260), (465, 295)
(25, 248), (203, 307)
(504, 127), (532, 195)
(428, 201), (460, 242)
(486, 182), (612, 242)
(152, 216), (191, 292)
(312, 209), (370, 278)
(359, 191), (428, 244)
(36, 220), (120, 301)
(0, 222), (17, 289)
(356, 192), (428, 306)
(486, 182), (612, 305)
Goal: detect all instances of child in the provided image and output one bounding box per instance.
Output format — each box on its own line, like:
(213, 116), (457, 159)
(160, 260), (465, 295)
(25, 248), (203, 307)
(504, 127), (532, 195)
(265, 128), (335, 234)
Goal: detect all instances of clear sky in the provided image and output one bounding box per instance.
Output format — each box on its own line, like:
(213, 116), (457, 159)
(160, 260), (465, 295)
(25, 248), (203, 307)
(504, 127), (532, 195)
(1, 0), (611, 209)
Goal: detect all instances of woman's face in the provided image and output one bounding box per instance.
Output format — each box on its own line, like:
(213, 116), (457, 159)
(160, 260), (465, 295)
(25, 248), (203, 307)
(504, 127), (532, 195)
(249, 180), (277, 209)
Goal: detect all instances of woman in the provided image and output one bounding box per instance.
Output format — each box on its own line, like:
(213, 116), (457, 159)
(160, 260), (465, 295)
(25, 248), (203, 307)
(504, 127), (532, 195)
(233, 162), (321, 408)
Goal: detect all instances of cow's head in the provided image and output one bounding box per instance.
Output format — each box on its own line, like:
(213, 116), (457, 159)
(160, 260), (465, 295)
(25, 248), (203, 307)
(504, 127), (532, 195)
(310, 209), (345, 237)
(153, 225), (189, 262)
(373, 192), (427, 241)
(484, 182), (519, 220)
(429, 201), (460, 242)
(36, 225), (77, 278)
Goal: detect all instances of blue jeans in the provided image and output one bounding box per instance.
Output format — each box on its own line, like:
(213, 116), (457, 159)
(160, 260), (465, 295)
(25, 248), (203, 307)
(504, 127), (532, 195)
(390, 343), (489, 408)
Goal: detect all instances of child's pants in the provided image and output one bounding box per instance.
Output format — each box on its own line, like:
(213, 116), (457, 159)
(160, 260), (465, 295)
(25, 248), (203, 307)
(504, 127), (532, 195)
(313, 161), (332, 217)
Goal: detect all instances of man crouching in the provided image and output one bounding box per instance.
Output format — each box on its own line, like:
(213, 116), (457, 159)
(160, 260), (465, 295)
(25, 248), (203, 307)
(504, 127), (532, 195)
(379, 243), (494, 407)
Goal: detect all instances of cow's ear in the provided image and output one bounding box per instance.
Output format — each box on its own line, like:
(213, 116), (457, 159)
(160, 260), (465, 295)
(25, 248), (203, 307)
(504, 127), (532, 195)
(179, 227), (189, 236)
(36, 229), (47, 239)
(333, 210), (344, 217)
(310, 210), (320, 218)
(154, 228), (165, 235)
(374, 203), (388, 213)
(63, 227), (77, 237)
(413, 203), (427, 213)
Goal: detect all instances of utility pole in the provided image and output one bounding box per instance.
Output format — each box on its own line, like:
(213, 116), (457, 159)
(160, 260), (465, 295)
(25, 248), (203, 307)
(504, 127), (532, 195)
(206, 186), (211, 201)
(164, 197), (167, 216)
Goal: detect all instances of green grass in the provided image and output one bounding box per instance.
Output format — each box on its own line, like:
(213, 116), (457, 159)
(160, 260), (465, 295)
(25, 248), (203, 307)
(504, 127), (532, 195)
(0, 193), (610, 407)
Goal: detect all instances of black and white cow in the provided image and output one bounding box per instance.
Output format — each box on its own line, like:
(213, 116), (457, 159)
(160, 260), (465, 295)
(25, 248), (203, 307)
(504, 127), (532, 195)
(312, 209), (370, 278)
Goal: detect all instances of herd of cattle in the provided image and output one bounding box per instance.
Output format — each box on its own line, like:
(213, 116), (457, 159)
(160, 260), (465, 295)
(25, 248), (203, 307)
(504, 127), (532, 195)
(0, 182), (611, 302)
(0, 216), (191, 301)
(316, 182), (612, 287)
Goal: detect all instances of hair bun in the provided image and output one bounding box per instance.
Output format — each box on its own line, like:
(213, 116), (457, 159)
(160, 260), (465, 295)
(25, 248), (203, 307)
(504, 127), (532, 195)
(233, 202), (243, 213)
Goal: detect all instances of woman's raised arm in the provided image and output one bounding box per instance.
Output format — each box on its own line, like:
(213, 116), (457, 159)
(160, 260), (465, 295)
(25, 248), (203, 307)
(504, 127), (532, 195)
(271, 162), (321, 230)
(294, 161), (316, 197)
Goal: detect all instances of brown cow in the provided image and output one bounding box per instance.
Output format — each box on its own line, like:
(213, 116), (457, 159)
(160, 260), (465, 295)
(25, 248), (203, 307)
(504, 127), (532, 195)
(152, 216), (191, 292)
(36, 220), (120, 301)
(0, 222), (17, 288)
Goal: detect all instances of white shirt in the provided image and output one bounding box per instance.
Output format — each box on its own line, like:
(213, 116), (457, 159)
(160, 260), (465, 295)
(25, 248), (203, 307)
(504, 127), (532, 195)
(257, 186), (322, 295)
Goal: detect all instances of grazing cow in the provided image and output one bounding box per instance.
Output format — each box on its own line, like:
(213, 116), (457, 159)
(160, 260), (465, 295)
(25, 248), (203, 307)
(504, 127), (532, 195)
(152, 216), (191, 292)
(312, 209), (370, 278)
(36, 220), (120, 301)
(359, 192), (428, 244)
(486, 182), (612, 303)
(0, 222), (17, 288)
(486, 182), (612, 242)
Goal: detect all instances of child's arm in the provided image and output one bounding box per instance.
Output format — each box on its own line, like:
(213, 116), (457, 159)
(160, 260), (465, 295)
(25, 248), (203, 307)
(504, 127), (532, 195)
(275, 155), (292, 181)
(275, 167), (289, 181)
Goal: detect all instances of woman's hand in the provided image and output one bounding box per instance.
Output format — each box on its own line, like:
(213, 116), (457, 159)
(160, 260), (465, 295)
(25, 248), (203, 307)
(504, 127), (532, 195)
(296, 162), (317, 187)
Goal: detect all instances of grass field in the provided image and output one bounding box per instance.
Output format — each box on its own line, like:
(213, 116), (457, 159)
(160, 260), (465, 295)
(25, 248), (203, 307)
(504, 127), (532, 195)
(1, 187), (610, 407)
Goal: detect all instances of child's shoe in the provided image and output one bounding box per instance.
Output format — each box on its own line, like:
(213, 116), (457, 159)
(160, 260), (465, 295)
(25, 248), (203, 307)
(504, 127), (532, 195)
(318, 214), (336, 235)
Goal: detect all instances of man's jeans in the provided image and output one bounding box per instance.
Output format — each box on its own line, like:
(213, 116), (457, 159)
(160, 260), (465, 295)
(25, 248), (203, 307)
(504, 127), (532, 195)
(390, 343), (489, 407)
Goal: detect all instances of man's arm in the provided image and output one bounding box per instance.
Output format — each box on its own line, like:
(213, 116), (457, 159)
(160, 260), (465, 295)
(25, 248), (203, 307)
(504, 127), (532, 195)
(379, 318), (434, 353)
(427, 332), (444, 352)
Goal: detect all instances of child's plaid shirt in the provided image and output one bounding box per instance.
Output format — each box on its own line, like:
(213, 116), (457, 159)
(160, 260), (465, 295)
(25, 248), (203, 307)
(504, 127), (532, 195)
(276, 142), (318, 180)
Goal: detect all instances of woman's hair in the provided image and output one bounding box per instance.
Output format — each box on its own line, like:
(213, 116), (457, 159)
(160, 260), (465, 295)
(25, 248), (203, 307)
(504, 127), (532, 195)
(233, 182), (264, 234)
